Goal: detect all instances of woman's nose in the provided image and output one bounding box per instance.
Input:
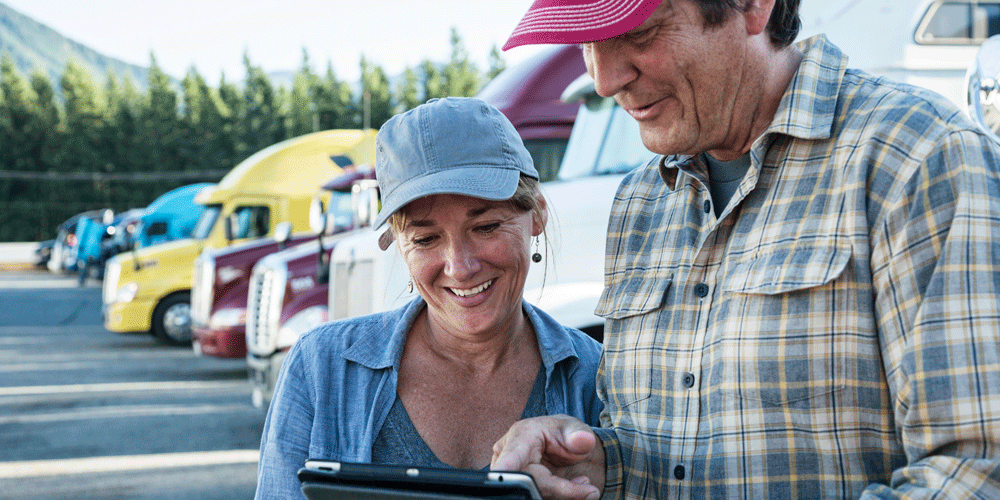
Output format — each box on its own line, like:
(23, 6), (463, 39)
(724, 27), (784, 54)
(442, 238), (480, 280)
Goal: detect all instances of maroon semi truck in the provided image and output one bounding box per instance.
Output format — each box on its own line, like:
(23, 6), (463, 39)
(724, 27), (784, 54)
(244, 44), (587, 408)
(190, 167), (373, 358)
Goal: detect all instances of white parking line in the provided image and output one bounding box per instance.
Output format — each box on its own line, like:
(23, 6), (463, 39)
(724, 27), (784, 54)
(0, 450), (260, 478)
(0, 381), (247, 397)
(0, 403), (253, 424)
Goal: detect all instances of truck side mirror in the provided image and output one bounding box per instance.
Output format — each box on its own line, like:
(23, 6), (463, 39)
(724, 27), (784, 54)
(351, 180), (381, 229)
(967, 35), (1000, 140)
(274, 221), (293, 247)
(309, 197), (326, 234)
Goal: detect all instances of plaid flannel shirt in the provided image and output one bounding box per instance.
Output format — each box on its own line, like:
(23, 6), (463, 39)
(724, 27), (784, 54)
(593, 35), (1000, 499)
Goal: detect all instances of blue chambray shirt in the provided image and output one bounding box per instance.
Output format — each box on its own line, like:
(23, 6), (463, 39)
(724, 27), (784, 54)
(255, 296), (604, 499)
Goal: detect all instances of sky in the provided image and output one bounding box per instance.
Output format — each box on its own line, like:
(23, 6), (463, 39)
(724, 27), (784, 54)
(2, 0), (546, 82)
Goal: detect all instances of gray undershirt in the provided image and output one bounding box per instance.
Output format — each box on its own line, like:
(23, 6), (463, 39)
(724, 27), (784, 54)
(703, 152), (751, 218)
(371, 366), (547, 470)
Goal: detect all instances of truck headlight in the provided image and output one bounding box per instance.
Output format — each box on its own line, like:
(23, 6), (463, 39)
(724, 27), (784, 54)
(116, 282), (139, 303)
(277, 306), (327, 349)
(209, 308), (247, 329)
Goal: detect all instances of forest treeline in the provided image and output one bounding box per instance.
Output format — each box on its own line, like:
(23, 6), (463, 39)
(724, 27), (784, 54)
(0, 30), (502, 242)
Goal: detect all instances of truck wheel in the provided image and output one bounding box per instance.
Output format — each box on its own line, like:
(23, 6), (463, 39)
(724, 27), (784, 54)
(152, 292), (192, 345)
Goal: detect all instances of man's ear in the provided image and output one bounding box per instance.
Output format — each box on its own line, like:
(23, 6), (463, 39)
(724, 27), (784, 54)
(532, 193), (548, 237)
(745, 0), (776, 37)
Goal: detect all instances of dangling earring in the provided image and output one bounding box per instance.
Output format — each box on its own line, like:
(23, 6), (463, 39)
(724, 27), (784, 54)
(406, 278), (414, 293)
(531, 237), (542, 263)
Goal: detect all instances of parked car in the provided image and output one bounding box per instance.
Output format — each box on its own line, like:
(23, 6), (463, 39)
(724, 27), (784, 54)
(47, 209), (110, 274)
(33, 239), (54, 268)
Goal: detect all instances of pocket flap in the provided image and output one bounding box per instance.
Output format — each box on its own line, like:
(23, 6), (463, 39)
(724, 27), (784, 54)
(595, 273), (673, 319)
(725, 243), (851, 295)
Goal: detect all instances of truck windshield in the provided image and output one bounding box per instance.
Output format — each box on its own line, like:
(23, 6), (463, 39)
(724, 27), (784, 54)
(191, 205), (221, 240)
(327, 192), (353, 230)
(558, 95), (655, 180)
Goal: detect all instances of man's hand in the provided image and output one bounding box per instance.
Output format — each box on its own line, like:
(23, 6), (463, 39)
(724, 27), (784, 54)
(491, 415), (605, 500)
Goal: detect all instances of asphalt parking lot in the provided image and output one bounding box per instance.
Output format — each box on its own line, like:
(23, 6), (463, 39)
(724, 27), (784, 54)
(0, 270), (263, 500)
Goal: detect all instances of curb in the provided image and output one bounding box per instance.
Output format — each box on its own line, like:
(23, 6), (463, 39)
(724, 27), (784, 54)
(0, 262), (38, 272)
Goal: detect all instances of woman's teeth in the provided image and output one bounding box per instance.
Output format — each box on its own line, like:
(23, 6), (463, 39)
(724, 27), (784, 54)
(450, 279), (494, 297)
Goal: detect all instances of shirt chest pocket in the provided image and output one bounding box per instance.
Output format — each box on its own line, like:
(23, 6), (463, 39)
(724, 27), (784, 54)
(717, 242), (859, 408)
(595, 274), (673, 414)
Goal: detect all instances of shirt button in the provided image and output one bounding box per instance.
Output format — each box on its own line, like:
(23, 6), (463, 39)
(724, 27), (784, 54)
(703, 200), (711, 213)
(683, 372), (695, 388)
(694, 283), (709, 297)
(674, 465), (685, 480)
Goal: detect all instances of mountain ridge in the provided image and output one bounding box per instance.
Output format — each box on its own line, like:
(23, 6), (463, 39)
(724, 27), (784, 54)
(0, 1), (151, 88)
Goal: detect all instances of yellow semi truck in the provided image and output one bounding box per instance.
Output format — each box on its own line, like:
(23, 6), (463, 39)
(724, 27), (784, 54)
(102, 129), (377, 344)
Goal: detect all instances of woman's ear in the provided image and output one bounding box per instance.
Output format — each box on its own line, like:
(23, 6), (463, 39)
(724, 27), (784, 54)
(532, 192), (548, 237)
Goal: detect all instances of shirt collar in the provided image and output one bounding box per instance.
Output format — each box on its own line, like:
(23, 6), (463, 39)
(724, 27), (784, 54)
(342, 297), (582, 373)
(657, 34), (848, 189)
(342, 297), (425, 370)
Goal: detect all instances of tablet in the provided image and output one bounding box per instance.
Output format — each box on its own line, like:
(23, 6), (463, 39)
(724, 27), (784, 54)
(298, 460), (543, 500)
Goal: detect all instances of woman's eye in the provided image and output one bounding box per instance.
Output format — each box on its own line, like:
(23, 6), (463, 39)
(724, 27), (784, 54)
(412, 235), (436, 246)
(476, 222), (501, 234)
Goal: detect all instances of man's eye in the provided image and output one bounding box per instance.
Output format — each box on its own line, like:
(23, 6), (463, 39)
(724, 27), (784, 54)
(626, 28), (655, 44)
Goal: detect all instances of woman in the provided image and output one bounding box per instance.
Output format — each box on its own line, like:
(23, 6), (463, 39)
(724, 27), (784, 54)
(255, 97), (603, 498)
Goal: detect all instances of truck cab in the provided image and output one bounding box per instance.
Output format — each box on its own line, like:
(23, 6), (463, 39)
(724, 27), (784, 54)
(797, 0), (1000, 108)
(245, 170), (380, 408)
(102, 129), (376, 345)
(190, 166), (375, 359)
(131, 183), (213, 250)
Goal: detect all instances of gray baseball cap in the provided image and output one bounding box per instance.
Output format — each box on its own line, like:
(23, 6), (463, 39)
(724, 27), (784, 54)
(373, 97), (537, 248)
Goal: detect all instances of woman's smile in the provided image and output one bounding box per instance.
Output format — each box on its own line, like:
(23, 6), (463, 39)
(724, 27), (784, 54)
(448, 279), (495, 298)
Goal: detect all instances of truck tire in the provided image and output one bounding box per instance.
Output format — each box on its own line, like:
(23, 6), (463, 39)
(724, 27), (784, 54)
(152, 292), (192, 345)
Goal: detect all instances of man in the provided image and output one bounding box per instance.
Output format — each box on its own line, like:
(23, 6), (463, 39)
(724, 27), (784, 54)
(491, 0), (1000, 499)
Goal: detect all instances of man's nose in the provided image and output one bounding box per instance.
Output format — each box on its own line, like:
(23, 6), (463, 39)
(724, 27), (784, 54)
(584, 40), (637, 98)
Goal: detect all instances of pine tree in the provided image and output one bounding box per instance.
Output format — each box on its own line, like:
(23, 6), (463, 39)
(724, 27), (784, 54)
(359, 56), (393, 130)
(396, 66), (422, 112)
(142, 54), (181, 172)
(290, 49), (321, 137)
(422, 60), (445, 101)
(486, 45), (507, 81)
(217, 73), (245, 164)
(443, 28), (481, 97)
(242, 52), (281, 153)
(59, 60), (106, 174)
(315, 62), (352, 130)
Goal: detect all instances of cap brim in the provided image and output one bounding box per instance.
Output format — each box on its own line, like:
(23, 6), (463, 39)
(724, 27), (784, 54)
(503, 0), (662, 50)
(378, 228), (394, 251)
(372, 165), (522, 231)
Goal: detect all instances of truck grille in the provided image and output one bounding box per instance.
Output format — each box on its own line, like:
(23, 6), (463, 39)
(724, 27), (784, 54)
(331, 259), (374, 320)
(191, 257), (214, 326)
(247, 260), (286, 355)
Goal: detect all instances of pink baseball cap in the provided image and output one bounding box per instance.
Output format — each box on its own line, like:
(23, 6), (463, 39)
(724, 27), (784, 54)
(503, 0), (663, 51)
